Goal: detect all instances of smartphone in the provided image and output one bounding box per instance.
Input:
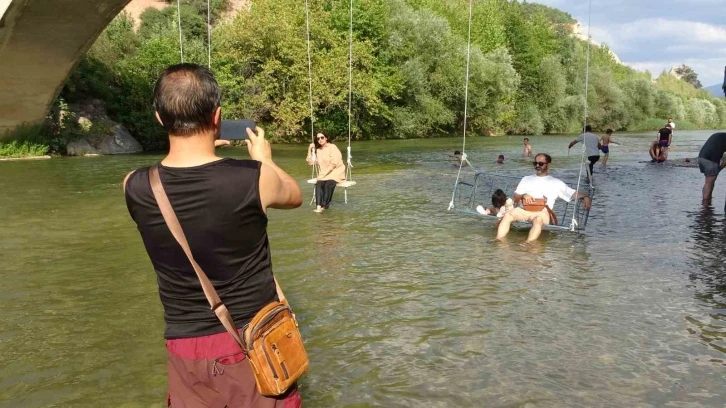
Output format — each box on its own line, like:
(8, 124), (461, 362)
(220, 119), (256, 140)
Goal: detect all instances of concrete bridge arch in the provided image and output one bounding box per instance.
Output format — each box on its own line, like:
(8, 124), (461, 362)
(0, 0), (133, 135)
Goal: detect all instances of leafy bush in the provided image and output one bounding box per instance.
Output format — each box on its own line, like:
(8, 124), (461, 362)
(53, 0), (726, 151)
(0, 123), (49, 158)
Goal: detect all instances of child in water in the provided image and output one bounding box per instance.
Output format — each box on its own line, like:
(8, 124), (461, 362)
(476, 189), (513, 217)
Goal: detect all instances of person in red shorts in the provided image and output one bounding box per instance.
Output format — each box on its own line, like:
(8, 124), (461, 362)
(124, 64), (303, 408)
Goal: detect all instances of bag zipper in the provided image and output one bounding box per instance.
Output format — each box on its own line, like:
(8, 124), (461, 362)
(247, 305), (290, 350)
(263, 346), (278, 379)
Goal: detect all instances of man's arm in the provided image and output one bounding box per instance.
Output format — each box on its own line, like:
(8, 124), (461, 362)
(122, 170), (135, 193)
(571, 191), (592, 209)
(246, 127), (303, 211)
(668, 131), (673, 146)
(568, 139), (579, 149)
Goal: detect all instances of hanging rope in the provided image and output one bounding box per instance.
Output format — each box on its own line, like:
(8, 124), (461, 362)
(570, 0), (593, 231)
(447, 0), (474, 211)
(343, 0), (355, 204)
(177, 0), (184, 63)
(207, 0), (211, 69)
(304, 0), (318, 205)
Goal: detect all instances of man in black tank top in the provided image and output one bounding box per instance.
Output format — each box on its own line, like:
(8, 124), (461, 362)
(124, 64), (302, 408)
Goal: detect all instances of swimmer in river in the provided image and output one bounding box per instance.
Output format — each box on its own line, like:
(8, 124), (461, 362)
(497, 154), (505, 164)
(445, 150), (469, 167)
(523, 138), (533, 157)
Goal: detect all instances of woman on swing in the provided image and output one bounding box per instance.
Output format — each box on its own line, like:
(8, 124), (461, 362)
(307, 132), (346, 212)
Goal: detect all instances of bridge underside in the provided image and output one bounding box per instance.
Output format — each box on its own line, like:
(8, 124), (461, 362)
(0, 0), (132, 136)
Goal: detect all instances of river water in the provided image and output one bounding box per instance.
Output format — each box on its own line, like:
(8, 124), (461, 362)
(2, 131), (725, 407)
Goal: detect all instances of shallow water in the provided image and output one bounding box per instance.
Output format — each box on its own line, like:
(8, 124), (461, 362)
(2, 130), (726, 407)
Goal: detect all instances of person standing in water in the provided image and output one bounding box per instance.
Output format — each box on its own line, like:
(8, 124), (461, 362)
(697, 132), (726, 206)
(667, 118), (676, 129)
(307, 132), (346, 213)
(599, 129), (619, 167)
(497, 154), (505, 164)
(123, 63), (303, 407)
(523, 138), (533, 157)
(657, 123), (673, 161)
(569, 125), (601, 176)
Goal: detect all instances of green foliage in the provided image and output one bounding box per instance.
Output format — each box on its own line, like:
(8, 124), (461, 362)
(0, 123), (49, 158)
(56, 0), (726, 151)
(673, 64), (703, 89)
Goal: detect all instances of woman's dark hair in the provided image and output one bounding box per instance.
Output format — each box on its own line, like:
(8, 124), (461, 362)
(314, 132), (333, 149)
(606, 129), (613, 134)
(491, 189), (507, 209)
(153, 63), (222, 137)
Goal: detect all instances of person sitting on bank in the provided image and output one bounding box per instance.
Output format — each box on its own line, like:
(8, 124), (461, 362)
(307, 132), (346, 213)
(123, 63), (303, 407)
(496, 153), (591, 243)
(568, 125), (601, 176)
(697, 132), (726, 206)
(649, 140), (665, 163)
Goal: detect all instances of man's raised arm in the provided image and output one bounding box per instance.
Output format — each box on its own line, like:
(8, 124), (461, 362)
(246, 127), (303, 210)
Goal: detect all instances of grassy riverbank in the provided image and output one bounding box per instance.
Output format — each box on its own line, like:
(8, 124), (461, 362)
(0, 124), (49, 159)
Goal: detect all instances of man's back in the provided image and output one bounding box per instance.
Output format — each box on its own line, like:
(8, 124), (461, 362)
(658, 127), (672, 141)
(699, 133), (726, 163)
(578, 132), (600, 156)
(125, 158), (276, 339)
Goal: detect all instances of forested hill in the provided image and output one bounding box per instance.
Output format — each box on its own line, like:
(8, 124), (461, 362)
(62, 0), (726, 150)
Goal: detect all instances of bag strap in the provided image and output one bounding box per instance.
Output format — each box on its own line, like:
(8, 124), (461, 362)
(148, 165), (245, 350)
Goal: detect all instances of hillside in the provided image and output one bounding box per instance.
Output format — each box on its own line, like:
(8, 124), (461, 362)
(705, 84), (724, 98)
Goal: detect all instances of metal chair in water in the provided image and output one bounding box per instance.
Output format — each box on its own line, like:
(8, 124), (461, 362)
(452, 170), (594, 233)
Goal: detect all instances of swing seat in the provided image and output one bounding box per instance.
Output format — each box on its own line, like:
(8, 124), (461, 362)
(452, 170), (594, 233)
(307, 179), (356, 188)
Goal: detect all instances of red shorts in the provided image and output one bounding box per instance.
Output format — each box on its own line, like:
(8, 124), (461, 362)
(166, 331), (302, 408)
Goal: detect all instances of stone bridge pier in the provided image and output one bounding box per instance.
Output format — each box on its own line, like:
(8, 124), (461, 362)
(0, 0), (132, 136)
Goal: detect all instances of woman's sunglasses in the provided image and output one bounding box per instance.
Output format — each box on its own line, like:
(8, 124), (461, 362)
(317, 136), (326, 140)
(533, 161), (548, 168)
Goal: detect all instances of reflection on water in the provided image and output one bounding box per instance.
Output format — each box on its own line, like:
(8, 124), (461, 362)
(2, 131), (726, 407)
(686, 207), (726, 358)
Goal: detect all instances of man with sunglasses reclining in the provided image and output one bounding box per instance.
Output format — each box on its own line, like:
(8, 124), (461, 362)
(495, 153), (592, 243)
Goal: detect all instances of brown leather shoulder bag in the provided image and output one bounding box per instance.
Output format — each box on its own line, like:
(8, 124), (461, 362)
(521, 197), (558, 225)
(148, 165), (308, 397)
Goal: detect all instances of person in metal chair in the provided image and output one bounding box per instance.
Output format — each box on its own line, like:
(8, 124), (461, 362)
(495, 153), (592, 243)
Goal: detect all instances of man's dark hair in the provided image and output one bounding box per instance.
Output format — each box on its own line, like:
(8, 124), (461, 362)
(535, 153), (552, 164)
(524, 138), (529, 142)
(153, 63), (222, 136)
(492, 189), (507, 208)
(454, 150), (461, 155)
(585, 125), (592, 132)
(498, 154), (504, 159)
(606, 129), (613, 134)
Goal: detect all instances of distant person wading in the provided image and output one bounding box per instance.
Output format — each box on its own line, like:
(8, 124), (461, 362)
(123, 63), (303, 408)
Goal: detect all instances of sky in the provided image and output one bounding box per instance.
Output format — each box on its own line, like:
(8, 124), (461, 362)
(530, 0), (726, 87)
